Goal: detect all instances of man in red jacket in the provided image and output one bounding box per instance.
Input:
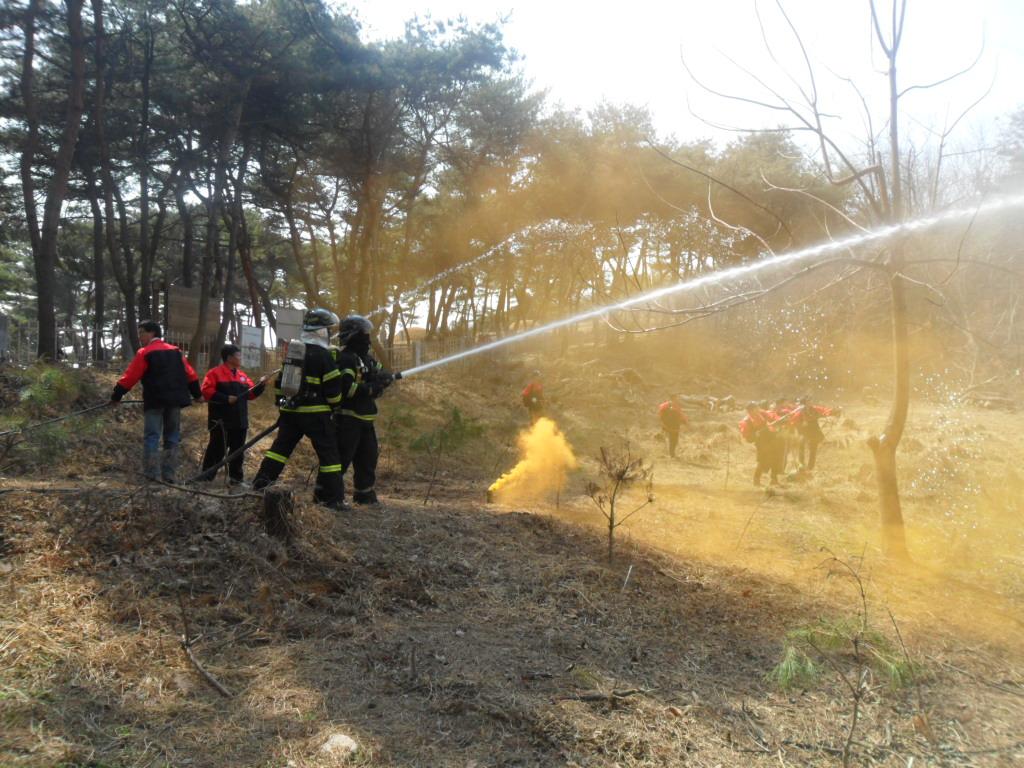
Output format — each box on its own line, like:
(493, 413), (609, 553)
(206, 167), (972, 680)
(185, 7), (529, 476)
(110, 321), (201, 482)
(198, 343), (268, 485)
(739, 402), (785, 486)
(658, 395), (688, 458)
(522, 372), (544, 424)
(785, 398), (840, 470)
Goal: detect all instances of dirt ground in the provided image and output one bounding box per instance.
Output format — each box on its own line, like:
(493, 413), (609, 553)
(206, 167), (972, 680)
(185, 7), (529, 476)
(1, 358), (1022, 767)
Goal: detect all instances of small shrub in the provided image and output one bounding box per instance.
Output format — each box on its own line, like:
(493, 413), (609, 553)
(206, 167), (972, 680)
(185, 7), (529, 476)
(770, 615), (921, 691)
(18, 364), (81, 416)
(768, 644), (820, 689)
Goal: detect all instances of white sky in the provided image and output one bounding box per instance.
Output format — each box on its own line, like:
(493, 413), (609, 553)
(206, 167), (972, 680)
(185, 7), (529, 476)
(342, 0), (1023, 147)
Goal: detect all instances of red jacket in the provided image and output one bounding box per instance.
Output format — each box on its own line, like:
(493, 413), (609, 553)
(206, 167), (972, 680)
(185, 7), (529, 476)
(112, 339), (200, 408)
(522, 381), (544, 408)
(739, 409), (776, 442)
(788, 404), (835, 426)
(202, 363), (265, 430)
(658, 401), (688, 429)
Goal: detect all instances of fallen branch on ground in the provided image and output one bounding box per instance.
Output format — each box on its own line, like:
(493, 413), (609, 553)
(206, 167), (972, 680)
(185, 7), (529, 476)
(559, 688), (651, 702)
(178, 591), (233, 698)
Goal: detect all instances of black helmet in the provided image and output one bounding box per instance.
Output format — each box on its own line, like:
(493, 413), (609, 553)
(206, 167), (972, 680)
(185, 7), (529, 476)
(302, 308), (339, 331)
(337, 314), (374, 345)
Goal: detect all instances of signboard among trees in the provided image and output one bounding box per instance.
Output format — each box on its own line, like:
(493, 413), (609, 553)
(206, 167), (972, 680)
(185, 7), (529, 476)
(166, 285), (221, 343)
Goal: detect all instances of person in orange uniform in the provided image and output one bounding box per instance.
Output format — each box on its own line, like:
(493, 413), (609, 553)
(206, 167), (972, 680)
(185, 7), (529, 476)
(739, 401), (785, 486)
(110, 320), (201, 482)
(787, 398), (840, 470)
(198, 344), (268, 485)
(522, 372), (545, 423)
(658, 395), (689, 458)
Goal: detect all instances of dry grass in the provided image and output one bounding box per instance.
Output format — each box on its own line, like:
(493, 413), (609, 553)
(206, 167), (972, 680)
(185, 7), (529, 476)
(1, 360), (1023, 767)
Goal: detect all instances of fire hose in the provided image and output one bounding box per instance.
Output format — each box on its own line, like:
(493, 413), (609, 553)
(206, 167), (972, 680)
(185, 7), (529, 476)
(186, 419), (280, 484)
(186, 370), (403, 483)
(0, 400), (144, 438)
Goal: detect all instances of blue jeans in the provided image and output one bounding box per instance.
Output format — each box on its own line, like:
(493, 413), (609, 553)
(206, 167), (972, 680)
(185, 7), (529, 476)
(143, 407), (181, 480)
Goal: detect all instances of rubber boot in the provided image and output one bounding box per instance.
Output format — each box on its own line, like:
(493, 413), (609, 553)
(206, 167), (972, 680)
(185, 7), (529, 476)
(353, 489), (379, 506)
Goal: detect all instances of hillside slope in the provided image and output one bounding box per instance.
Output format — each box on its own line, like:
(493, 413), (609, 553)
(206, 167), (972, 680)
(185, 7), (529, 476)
(1, 361), (1022, 767)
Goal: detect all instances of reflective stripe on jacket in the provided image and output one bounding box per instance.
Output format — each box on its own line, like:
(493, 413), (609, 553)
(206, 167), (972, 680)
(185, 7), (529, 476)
(334, 347), (383, 421)
(276, 343), (343, 414)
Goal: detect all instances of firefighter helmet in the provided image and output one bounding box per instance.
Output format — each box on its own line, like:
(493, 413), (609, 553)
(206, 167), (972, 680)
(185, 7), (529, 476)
(337, 314), (374, 345)
(302, 308), (339, 331)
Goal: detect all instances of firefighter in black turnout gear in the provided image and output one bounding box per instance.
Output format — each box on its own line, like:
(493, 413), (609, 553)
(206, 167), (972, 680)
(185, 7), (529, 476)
(332, 314), (395, 506)
(252, 309), (346, 509)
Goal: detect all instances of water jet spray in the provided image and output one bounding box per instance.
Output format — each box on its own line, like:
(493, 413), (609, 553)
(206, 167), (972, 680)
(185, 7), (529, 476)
(398, 194), (1024, 379)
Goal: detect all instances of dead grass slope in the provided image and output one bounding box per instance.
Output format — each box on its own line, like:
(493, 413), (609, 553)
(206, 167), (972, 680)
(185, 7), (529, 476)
(1, 361), (1023, 767)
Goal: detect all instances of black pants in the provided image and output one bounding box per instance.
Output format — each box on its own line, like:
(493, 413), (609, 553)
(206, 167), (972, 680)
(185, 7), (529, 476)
(252, 412), (342, 504)
(754, 431), (785, 485)
(200, 421), (247, 481)
(664, 427), (679, 457)
(336, 415), (379, 503)
(800, 436), (823, 469)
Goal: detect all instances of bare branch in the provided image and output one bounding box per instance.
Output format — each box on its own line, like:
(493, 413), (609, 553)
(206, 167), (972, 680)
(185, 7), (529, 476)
(645, 140), (794, 244)
(607, 256), (885, 334)
(896, 36), (985, 99)
(706, 187), (779, 257)
(758, 170), (870, 233)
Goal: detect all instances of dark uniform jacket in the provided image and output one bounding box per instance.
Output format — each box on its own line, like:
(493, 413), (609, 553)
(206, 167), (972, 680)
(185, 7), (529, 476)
(201, 363), (266, 430)
(274, 343), (343, 414)
(333, 347), (385, 421)
(112, 339), (200, 409)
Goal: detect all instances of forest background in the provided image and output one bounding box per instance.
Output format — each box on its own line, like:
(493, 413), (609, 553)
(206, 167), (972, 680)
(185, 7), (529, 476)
(1, 0), (1023, 397)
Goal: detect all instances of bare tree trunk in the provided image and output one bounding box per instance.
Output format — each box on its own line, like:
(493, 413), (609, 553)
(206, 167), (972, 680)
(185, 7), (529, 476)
(28, 0), (88, 359)
(868, 255), (910, 559)
(327, 220), (347, 316)
(307, 220), (322, 299)
(87, 176), (105, 361)
(215, 145), (250, 350)
(18, 0), (41, 260)
(137, 21), (155, 320)
(176, 168), (195, 287)
(867, 0), (910, 559)
(237, 203), (262, 327)
(353, 178), (383, 312)
(92, 0), (138, 350)
(146, 167), (177, 318)
(283, 201), (318, 305)
(190, 84), (249, 360)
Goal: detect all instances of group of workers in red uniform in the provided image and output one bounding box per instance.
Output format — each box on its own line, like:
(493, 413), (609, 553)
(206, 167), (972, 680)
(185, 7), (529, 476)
(520, 375), (837, 486)
(739, 399), (840, 485)
(657, 395), (837, 485)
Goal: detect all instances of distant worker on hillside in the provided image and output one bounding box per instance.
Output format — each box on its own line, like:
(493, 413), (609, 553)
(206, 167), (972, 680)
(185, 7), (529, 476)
(739, 401), (785, 486)
(331, 314), (396, 506)
(785, 398), (841, 471)
(658, 395), (689, 458)
(197, 344), (268, 485)
(252, 309), (346, 509)
(109, 320), (201, 483)
(522, 371), (545, 423)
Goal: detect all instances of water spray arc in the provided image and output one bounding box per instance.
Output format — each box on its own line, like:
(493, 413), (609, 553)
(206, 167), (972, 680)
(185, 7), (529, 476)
(397, 194), (1024, 379)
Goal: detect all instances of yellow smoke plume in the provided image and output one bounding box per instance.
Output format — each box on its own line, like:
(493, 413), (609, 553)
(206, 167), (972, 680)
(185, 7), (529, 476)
(489, 417), (578, 503)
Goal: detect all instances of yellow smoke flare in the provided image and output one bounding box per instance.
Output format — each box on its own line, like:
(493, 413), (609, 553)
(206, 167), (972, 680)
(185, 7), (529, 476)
(489, 417), (578, 503)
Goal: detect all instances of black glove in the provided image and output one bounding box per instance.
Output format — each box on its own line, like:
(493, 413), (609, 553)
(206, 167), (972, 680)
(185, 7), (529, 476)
(371, 372), (395, 397)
